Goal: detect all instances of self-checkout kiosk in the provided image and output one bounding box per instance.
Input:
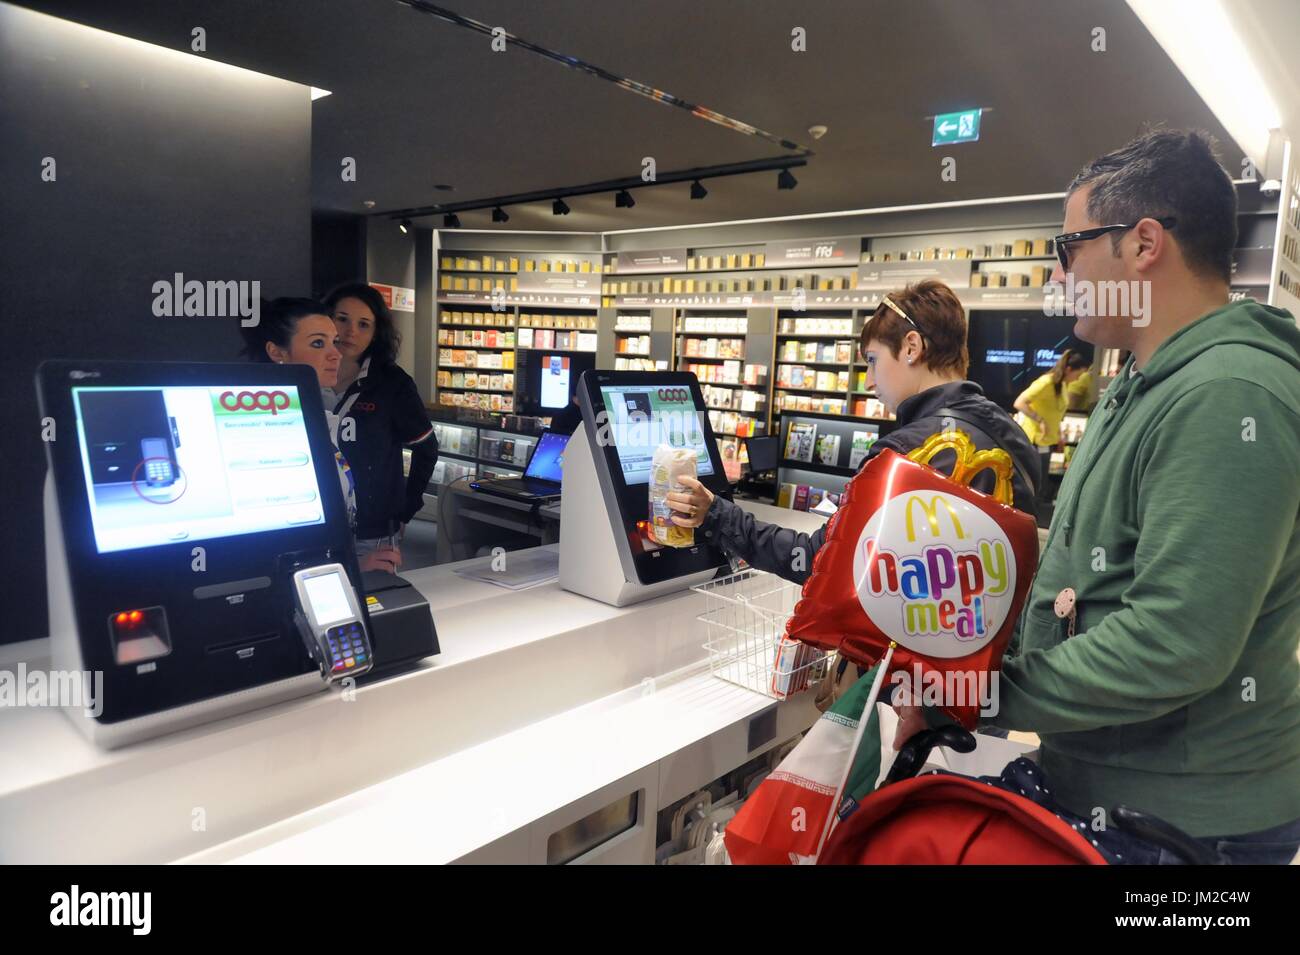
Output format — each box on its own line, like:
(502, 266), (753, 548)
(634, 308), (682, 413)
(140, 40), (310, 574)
(560, 371), (731, 606)
(38, 360), (438, 748)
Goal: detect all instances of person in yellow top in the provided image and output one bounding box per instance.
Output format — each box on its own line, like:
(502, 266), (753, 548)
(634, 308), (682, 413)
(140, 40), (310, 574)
(1015, 348), (1092, 512)
(1065, 367), (1093, 410)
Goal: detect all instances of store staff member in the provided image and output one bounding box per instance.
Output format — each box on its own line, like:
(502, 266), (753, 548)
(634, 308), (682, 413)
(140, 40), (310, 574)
(1013, 347), (1092, 510)
(322, 283), (439, 565)
(667, 280), (1040, 584)
(240, 297), (401, 573)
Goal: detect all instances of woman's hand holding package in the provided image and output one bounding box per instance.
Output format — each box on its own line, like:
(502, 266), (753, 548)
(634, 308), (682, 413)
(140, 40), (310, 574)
(667, 476), (715, 527)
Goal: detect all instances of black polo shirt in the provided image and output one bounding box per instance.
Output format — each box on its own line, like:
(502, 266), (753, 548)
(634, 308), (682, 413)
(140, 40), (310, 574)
(331, 360), (437, 539)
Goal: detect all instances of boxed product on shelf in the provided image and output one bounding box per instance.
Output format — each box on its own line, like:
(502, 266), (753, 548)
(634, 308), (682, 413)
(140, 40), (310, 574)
(614, 356), (658, 371)
(851, 396), (891, 419)
(701, 384), (732, 408)
(849, 430), (878, 469)
(777, 483), (796, 508)
(1028, 265), (1051, 287)
(743, 364), (766, 385)
(815, 433), (840, 466)
(784, 421), (818, 462)
(716, 437), (740, 469)
(615, 314), (652, 332)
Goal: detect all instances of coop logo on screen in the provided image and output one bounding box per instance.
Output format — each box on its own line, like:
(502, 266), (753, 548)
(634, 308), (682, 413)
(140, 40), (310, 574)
(211, 389), (298, 416)
(852, 490), (1015, 658)
(656, 388), (690, 402)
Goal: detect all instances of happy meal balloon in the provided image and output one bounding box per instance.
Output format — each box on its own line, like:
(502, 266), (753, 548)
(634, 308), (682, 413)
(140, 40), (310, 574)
(785, 430), (1039, 728)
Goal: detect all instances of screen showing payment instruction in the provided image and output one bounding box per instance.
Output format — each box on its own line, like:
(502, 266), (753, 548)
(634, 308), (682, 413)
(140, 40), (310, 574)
(599, 384), (714, 485)
(73, 385), (325, 553)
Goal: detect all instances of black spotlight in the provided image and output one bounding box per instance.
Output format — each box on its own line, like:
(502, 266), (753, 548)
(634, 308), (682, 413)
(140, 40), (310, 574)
(443, 213), (461, 229)
(614, 189), (635, 209)
(690, 180), (707, 200)
(777, 169), (798, 190)
(399, 218), (412, 234)
(552, 198), (571, 215)
(492, 206), (509, 223)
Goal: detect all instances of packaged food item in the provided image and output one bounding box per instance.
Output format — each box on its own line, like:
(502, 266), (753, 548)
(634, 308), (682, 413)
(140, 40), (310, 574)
(648, 444), (698, 547)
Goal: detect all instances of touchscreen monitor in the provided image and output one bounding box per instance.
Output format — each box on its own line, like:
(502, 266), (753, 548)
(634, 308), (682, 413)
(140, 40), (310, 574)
(71, 385), (325, 554)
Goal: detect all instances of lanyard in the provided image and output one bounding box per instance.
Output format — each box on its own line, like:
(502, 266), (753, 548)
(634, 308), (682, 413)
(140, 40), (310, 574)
(329, 357), (371, 445)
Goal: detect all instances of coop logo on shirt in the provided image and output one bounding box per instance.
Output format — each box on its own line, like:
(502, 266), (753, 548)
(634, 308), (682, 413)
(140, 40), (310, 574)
(211, 388), (298, 416)
(851, 490), (1015, 658)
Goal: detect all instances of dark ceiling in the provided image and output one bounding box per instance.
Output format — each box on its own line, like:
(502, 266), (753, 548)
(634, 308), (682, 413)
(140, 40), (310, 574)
(19, 0), (1245, 233)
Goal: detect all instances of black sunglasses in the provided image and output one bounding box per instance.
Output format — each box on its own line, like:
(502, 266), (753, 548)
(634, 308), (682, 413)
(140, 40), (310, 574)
(1053, 216), (1177, 271)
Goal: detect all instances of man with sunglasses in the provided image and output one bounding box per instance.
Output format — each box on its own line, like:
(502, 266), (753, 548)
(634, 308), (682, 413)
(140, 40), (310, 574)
(900, 129), (1300, 864)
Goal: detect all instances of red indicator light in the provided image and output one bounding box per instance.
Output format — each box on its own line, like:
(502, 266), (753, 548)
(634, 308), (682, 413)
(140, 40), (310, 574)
(129, 610), (143, 624)
(115, 612), (128, 625)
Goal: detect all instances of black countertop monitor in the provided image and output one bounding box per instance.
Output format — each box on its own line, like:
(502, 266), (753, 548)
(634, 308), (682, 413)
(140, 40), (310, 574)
(38, 360), (359, 730)
(575, 370), (730, 587)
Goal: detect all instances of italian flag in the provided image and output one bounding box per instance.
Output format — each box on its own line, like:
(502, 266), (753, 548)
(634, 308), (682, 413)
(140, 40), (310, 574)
(725, 661), (892, 865)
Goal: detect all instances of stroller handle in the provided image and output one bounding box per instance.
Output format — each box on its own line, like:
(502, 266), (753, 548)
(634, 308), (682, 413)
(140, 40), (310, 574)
(1110, 805), (1223, 865)
(885, 725), (977, 785)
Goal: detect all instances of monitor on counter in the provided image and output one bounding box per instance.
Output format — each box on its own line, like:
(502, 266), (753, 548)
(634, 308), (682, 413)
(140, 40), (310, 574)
(517, 350), (596, 416)
(68, 381), (330, 554)
(38, 360), (355, 737)
(561, 370), (730, 602)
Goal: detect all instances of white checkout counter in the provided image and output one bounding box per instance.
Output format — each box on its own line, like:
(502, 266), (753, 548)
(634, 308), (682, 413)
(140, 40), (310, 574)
(0, 500), (826, 865)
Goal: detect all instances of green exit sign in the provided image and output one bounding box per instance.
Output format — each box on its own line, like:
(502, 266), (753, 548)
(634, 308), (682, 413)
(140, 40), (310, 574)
(932, 109), (982, 146)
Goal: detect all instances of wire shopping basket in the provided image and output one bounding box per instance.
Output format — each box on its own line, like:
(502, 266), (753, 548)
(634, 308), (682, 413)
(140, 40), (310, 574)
(693, 569), (829, 701)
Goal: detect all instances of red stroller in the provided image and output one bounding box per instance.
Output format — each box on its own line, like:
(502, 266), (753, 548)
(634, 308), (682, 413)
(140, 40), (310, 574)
(818, 725), (1219, 865)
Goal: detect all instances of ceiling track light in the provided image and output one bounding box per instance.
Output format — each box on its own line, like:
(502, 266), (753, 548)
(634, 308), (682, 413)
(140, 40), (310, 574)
(491, 206), (509, 223)
(443, 213), (461, 228)
(398, 218), (412, 234)
(381, 154), (809, 222)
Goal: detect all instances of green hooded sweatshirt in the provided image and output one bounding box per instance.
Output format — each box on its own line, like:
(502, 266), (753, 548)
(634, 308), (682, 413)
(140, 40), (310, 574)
(990, 298), (1300, 837)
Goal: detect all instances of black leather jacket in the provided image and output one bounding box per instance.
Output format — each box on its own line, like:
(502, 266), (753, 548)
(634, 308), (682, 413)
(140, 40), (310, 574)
(701, 381), (1040, 584)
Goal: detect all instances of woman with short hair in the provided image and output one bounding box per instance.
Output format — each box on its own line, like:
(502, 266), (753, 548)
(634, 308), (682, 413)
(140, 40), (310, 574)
(666, 279), (1040, 584)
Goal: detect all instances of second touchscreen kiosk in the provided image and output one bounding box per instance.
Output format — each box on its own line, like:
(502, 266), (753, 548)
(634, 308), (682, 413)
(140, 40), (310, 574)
(560, 371), (730, 606)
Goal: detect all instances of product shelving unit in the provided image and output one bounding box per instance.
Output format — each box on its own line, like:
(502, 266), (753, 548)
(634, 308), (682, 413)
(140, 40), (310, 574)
(431, 183), (1277, 481)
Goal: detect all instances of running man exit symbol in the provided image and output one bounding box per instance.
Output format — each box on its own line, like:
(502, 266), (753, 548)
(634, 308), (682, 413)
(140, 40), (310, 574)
(932, 109), (982, 146)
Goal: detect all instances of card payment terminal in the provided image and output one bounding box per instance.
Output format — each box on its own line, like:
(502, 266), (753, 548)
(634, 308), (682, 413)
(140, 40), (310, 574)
(292, 563), (374, 680)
